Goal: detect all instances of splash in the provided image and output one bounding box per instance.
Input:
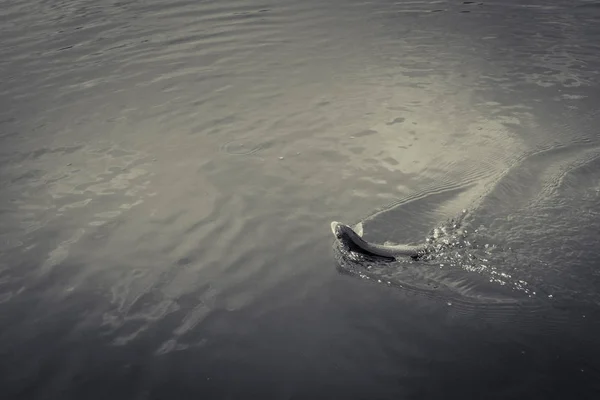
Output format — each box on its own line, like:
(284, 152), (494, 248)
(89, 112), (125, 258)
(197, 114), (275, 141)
(333, 210), (541, 303)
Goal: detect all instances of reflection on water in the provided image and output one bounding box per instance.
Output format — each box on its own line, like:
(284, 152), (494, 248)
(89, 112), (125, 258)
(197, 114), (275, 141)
(1, 0), (600, 398)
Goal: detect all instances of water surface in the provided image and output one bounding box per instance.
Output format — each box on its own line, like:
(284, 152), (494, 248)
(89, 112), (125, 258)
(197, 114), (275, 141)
(1, 0), (600, 398)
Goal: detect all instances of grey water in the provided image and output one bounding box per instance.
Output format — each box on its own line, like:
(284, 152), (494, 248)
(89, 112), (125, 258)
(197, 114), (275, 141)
(1, 0), (600, 398)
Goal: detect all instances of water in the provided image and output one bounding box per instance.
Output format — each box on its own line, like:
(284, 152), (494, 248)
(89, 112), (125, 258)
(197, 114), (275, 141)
(1, 0), (600, 398)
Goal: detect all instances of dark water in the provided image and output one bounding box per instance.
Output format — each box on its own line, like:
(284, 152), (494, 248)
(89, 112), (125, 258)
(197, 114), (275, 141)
(2, 0), (600, 398)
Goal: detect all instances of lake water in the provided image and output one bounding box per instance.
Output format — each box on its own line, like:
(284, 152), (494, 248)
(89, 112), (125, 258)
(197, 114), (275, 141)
(1, 0), (600, 398)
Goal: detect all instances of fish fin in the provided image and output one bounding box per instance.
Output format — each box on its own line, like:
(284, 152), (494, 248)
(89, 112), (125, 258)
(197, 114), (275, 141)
(353, 222), (364, 237)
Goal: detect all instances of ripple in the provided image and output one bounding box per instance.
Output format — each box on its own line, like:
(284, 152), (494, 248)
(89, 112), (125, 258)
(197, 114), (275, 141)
(338, 139), (600, 309)
(2, 0), (600, 397)
(220, 139), (266, 156)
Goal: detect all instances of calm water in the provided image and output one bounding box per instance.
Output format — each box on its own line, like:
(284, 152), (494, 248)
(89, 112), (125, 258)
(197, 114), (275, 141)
(1, 0), (600, 398)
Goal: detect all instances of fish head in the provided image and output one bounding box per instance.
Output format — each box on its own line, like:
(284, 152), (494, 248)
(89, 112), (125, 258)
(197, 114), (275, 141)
(330, 221), (353, 241)
(330, 221), (365, 253)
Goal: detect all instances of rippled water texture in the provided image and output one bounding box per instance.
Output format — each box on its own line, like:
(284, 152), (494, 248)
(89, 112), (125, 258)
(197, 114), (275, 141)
(2, 0), (600, 398)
